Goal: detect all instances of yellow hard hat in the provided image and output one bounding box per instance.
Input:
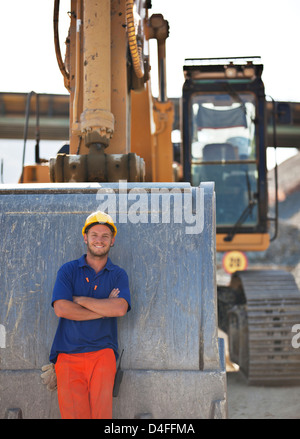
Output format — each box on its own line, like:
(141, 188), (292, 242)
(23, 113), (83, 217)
(82, 211), (117, 237)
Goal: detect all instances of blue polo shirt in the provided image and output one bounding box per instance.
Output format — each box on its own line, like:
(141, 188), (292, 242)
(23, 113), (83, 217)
(49, 255), (131, 363)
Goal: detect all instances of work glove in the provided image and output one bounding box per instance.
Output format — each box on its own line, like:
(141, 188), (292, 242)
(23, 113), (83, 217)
(41, 363), (57, 391)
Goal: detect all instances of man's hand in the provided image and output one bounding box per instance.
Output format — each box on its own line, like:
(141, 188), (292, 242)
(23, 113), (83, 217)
(41, 363), (57, 391)
(109, 288), (120, 298)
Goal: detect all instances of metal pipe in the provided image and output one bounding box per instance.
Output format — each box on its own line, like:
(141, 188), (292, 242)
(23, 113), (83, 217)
(147, 14), (169, 102)
(80, 0), (114, 147)
(72, 0), (82, 126)
(35, 93), (40, 163)
(20, 91), (35, 183)
(157, 39), (167, 102)
(269, 96), (279, 242)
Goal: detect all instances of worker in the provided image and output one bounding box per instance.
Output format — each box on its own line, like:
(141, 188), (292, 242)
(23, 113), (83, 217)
(49, 211), (131, 419)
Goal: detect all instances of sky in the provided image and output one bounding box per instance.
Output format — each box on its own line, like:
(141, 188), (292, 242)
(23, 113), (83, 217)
(1, 0), (300, 100)
(0, 0), (300, 182)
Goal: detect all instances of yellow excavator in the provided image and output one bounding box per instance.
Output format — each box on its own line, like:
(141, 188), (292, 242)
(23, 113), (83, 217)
(45, 0), (299, 386)
(1, 0), (300, 420)
(0, 0), (226, 419)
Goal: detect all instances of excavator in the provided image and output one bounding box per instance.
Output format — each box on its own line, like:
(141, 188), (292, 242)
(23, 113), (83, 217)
(1, 0), (299, 420)
(181, 56), (300, 384)
(0, 0), (227, 419)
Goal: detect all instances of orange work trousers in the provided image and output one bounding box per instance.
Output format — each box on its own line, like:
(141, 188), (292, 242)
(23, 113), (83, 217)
(55, 348), (116, 419)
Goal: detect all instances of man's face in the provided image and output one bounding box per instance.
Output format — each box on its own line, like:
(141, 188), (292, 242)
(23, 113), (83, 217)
(84, 224), (115, 258)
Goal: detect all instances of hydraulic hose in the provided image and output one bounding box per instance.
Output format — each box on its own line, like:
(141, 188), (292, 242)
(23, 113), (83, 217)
(20, 91), (40, 183)
(53, 0), (70, 89)
(267, 96), (279, 242)
(125, 0), (144, 79)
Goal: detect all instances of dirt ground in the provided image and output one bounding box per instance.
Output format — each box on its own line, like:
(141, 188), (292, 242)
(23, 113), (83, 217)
(227, 370), (300, 419)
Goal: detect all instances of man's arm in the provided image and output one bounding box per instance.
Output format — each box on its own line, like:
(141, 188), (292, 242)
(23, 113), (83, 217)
(53, 299), (103, 321)
(53, 288), (121, 321)
(72, 295), (128, 317)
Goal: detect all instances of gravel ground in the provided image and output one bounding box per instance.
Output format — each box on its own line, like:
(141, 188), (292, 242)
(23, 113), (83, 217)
(227, 371), (300, 419)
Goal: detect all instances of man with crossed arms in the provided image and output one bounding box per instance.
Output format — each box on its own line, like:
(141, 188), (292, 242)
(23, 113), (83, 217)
(49, 211), (131, 419)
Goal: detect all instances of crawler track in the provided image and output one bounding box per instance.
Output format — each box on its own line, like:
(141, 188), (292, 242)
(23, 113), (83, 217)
(230, 270), (300, 385)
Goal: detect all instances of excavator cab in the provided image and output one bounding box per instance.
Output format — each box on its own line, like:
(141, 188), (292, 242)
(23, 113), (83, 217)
(182, 57), (269, 252)
(181, 57), (300, 385)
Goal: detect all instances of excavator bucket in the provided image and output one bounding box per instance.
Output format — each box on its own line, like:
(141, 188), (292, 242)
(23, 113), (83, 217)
(0, 182), (227, 419)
